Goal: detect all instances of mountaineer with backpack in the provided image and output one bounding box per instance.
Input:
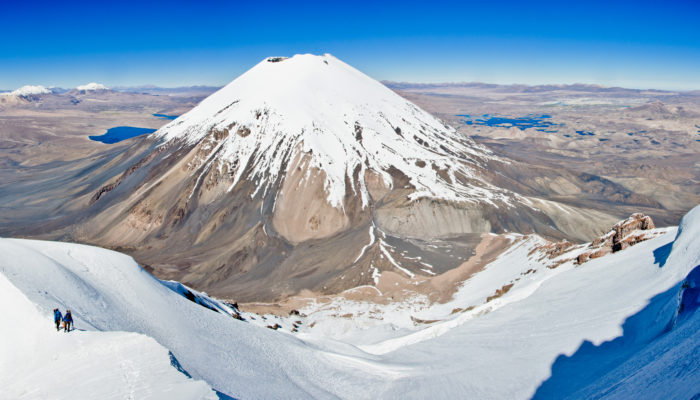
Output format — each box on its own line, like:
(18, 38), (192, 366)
(63, 309), (73, 332)
(53, 308), (62, 331)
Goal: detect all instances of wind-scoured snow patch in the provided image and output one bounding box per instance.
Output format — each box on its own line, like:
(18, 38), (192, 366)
(371, 265), (382, 285)
(155, 54), (515, 209)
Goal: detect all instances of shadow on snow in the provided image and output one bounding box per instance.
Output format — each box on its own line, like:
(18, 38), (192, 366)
(653, 241), (673, 268)
(532, 242), (700, 399)
(169, 350), (238, 400)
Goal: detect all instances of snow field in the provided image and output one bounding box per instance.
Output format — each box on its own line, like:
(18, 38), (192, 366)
(1, 205), (698, 399)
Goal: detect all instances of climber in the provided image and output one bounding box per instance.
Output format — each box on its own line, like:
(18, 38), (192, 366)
(63, 309), (73, 332)
(53, 308), (62, 331)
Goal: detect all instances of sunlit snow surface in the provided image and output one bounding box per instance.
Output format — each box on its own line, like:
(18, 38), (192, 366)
(155, 54), (515, 208)
(0, 274), (216, 400)
(1, 206), (698, 399)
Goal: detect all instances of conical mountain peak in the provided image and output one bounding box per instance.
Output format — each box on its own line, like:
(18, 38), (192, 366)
(155, 54), (510, 208)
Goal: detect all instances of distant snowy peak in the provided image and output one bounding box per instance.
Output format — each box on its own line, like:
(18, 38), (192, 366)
(1, 85), (51, 97)
(156, 53), (512, 208)
(76, 82), (108, 91)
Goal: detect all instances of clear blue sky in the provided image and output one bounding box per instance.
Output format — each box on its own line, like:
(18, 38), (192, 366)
(2, 0), (699, 90)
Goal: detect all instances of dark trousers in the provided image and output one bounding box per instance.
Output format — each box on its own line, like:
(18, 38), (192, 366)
(55, 319), (60, 330)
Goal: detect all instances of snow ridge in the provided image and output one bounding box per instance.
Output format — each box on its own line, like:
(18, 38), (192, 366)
(0, 273), (216, 399)
(155, 54), (515, 209)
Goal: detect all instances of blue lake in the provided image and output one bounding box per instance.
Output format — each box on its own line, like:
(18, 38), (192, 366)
(153, 113), (179, 120)
(90, 126), (157, 144)
(457, 114), (563, 131)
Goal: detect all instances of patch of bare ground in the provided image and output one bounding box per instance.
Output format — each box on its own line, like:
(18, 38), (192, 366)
(486, 283), (514, 302)
(272, 152), (350, 243)
(410, 316), (441, 325)
(423, 233), (512, 302)
(450, 305), (476, 314)
(234, 289), (319, 316)
(239, 233), (513, 316)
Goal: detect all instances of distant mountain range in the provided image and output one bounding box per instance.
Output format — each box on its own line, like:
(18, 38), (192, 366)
(383, 81), (677, 94)
(0, 84), (222, 98)
(110, 85), (222, 96)
(6, 80), (692, 100)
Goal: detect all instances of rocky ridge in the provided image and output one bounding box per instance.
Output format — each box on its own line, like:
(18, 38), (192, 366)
(532, 212), (662, 268)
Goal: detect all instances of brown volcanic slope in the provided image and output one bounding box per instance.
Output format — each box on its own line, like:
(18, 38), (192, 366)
(0, 86), (207, 229)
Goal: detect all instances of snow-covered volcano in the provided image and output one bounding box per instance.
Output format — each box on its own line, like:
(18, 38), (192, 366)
(156, 54), (507, 208)
(76, 82), (109, 91)
(77, 54), (618, 301)
(0, 84), (51, 97)
(0, 85), (52, 103)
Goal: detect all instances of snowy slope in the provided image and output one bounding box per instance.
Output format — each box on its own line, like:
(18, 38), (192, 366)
(0, 239), (387, 399)
(155, 54), (512, 208)
(374, 207), (699, 399)
(0, 273), (216, 400)
(290, 208), (699, 397)
(1, 206), (698, 399)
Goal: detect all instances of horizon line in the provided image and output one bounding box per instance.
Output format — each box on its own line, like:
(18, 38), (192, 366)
(3, 80), (699, 94)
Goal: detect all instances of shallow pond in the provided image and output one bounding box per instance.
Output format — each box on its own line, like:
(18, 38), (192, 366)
(89, 126), (157, 144)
